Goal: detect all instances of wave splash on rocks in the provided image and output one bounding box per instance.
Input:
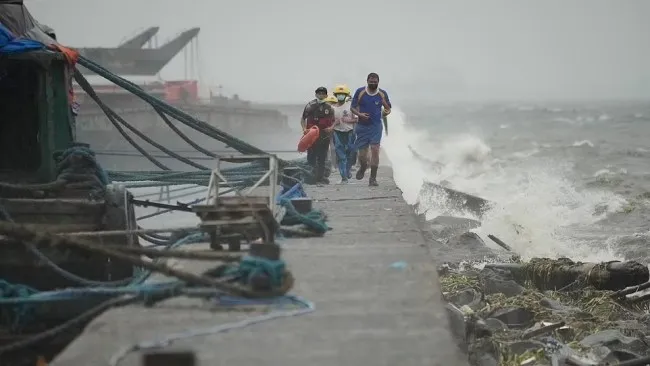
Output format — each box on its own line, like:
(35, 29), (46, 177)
(437, 229), (650, 366)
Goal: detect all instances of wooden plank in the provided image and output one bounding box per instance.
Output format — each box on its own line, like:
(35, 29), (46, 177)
(0, 198), (106, 215)
(10, 214), (101, 226)
(213, 206), (271, 213)
(199, 217), (257, 227)
(217, 196), (269, 205)
(193, 199), (271, 215)
(19, 223), (101, 233)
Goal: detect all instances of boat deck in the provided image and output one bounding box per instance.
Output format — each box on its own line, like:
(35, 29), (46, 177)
(51, 168), (466, 366)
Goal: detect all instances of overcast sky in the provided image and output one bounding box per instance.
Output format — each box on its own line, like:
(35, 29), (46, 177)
(25, 0), (650, 103)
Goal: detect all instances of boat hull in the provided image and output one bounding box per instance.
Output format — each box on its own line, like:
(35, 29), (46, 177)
(74, 104), (301, 171)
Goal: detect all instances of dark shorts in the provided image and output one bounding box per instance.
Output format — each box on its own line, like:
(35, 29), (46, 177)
(354, 123), (382, 150)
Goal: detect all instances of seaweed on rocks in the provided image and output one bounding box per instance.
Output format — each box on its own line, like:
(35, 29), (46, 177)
(486, 258), (650, 292)
(439, 256), (650, 365)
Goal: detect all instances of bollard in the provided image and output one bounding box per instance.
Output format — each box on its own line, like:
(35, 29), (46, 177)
(290, 197), (312, 214)
(248, 243), (283, 291)
(249, 242), (281, 260)
(142, 350), (196, 366)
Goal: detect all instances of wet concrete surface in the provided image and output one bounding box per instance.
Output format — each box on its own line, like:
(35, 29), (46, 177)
(51, 167), (467, 366)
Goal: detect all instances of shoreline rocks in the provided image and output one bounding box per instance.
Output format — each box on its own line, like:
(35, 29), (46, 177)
(436, 229), (650, 366)
(417, 207), (650, 365)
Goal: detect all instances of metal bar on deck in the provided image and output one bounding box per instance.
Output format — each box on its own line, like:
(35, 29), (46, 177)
(26, 216), (260, 238)
(50, 226), (200, 237)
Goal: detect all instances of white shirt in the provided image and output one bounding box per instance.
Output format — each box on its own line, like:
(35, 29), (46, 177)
(332, 101), (357, 132)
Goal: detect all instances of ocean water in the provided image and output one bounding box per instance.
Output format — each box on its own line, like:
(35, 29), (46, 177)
(127, 101), (650, 265)
(384, 102), (650, 264)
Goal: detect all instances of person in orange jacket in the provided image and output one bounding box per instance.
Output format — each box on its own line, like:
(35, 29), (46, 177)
(301, 86), (335, 184)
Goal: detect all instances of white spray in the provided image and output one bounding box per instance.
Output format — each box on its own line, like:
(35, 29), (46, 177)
(383, 107), (625, 262)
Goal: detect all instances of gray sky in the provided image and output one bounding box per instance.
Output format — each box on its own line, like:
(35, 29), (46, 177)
(26, 0), (650, 103)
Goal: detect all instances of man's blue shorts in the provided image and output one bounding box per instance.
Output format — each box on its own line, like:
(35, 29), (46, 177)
(354, 123), (382, 150)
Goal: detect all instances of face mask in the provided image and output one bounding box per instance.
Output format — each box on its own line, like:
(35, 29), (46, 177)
(316, 98), (326, 104)
(336, 94), (346, 102)
(367, 83), (378, 91)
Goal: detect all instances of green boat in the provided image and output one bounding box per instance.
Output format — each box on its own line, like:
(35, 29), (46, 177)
(0, 2), (139, 364)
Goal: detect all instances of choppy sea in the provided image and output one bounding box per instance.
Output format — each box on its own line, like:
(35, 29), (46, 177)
(125, 101), (650, 265)
(385, 102), (650, 264)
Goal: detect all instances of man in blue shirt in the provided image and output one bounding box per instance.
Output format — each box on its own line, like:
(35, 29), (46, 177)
(350, 72), (392, 186)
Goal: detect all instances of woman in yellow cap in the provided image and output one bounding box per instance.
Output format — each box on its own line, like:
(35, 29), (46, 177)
(325, 94), (340, 171)
(325, 95), (337, 104)
(329, 84), (359, 183)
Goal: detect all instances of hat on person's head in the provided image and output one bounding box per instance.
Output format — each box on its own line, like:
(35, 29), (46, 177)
(315, 86), (328, 94)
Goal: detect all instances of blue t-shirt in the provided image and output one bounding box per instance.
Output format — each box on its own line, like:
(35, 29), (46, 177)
(350, 87), (392, 128)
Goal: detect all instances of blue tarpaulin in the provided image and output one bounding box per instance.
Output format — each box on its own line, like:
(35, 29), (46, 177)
(276, 183), (307, 204)
(0, 22), (44, 54)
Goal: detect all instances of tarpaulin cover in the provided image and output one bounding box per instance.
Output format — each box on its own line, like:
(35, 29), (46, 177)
(0, 2), (58, 55)
(0, 22), (44, 54)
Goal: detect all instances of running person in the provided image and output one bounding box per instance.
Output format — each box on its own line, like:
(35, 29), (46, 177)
(325, 94), (339, 171)
(350, 72), (392, 186)
(301, 86), (335, 184)
(330, 84), (358, 183)
(325, 95), (337, 105)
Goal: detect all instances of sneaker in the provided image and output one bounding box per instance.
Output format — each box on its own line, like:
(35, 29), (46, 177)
(356, 165), (367, 180)
(339, 178), (348, 184)
(369, 178), (378, 186)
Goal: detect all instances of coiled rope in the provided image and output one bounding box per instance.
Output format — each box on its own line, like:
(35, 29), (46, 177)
(277, 183), (330, 235)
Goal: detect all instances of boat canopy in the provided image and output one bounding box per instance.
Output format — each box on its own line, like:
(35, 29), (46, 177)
(0, 1), (76, 182)
(0, 0), (56, 45)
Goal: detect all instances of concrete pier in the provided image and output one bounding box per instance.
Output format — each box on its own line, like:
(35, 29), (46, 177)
(51, 168), (466, 366)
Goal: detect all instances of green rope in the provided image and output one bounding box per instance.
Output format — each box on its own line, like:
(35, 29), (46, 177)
(0, 280), (38, 331)
(76, 55), (331, 187)
(221, 255), (286, 290)
(278, 198), (329, 235)
(106, 157), (325, 189)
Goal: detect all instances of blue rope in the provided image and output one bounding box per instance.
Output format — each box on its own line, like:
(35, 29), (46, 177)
(106, 158), (321, 189)
(273, 182), (330, 235)
(222, 255), (286, 289)
(108, 295), (315, 366)
(0, 253), (298, 330)
(0, 277), (298, 306)
(0, 281), (180, 304)
(56, 146), (111, 186)
(0, 250), (294, 329)
(0, 280), (39, 330)
(276, 182), (307, 203)
(0, 201), (206, 287)
(0, 251), (289, 306)
(278, 202), (329, 235)
(128, 233), (208, 285)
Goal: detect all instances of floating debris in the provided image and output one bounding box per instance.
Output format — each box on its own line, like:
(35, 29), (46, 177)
(439, 257), (650, 365)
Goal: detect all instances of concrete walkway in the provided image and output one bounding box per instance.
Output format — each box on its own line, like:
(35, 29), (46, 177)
(52, 168), (466, 366)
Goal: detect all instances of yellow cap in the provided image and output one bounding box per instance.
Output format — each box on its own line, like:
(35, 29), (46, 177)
(333, 84), (351, 96)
